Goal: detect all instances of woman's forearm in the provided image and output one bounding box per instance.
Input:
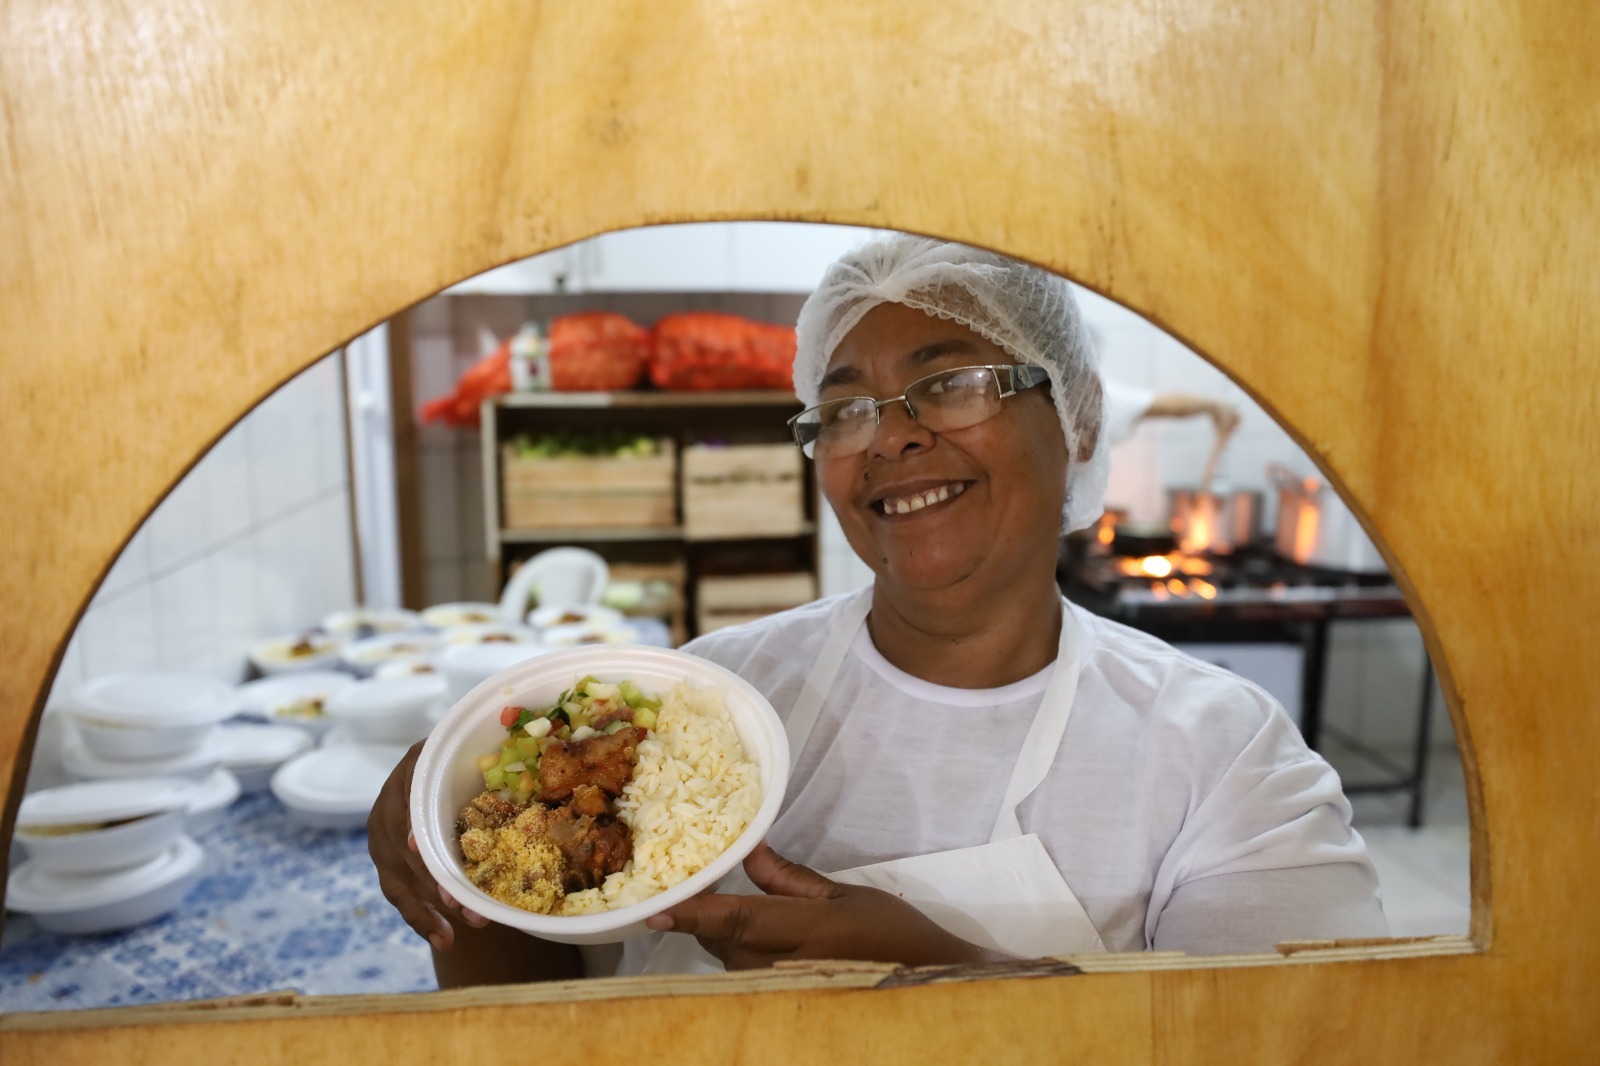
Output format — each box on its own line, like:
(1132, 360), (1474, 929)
(432, 918), (584, 988)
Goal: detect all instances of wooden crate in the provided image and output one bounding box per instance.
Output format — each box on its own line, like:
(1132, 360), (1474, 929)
(607, 561), (688, 646)
(681, 443), (805, 540)
(501, 440), (675, 530)
(696, 571), (817, 633)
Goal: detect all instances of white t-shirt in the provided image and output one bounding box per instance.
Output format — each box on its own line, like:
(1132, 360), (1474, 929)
(681, 593), (1387, 955)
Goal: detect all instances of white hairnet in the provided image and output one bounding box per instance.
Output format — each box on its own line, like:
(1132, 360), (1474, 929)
(794, 234), (1108, 532)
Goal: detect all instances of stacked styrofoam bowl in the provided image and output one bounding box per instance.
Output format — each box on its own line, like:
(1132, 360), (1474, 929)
(6, 777), (207, 934)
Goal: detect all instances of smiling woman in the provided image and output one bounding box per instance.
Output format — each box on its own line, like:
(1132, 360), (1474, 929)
(369, 235), (1389, 980)
(3, 0), (1597, 1061)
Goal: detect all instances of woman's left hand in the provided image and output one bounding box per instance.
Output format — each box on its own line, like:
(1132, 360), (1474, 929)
(644, 841), (1000, 970)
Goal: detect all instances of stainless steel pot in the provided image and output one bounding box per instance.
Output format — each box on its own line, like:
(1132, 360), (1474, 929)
(1267, 465), (1388, 573)
(1167, 488), (1262, 554)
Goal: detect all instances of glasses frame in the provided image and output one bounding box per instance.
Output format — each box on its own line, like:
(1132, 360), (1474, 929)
(787, 363), (1051, 458)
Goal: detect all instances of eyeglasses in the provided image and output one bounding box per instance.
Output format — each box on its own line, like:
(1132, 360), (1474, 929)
(788, 364), (1050, 459)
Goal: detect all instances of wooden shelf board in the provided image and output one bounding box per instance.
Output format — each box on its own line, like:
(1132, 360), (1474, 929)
(495, 390), (800, 410)
(499, 523), (816, 544)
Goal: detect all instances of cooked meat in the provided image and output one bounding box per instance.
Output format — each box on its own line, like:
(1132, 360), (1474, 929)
(589, 704), (635, 731)
(570, 782), (610, 817)
(535, 727), (643, 802)
(541, 803), (633, 892)
(455, 790), (522, 834)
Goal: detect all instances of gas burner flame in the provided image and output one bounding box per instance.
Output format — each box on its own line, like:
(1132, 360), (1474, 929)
(1118, 552), (1214, 580)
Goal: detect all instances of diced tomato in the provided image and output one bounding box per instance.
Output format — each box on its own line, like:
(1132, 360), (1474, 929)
(499, 705), (521, 728)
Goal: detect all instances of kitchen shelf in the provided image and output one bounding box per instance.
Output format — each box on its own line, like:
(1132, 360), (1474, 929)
(499, 524), (815, 545)
(495, 390), (800, 410)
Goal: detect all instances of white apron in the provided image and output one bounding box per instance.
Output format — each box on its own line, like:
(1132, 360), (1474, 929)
(616, 589), (1107, 976)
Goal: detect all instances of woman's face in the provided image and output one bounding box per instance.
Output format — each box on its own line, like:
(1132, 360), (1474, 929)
(816, 302), (1069, 596)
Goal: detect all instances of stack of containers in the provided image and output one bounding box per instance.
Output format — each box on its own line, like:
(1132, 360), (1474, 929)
(6, 777), (206, 934)
(57, 672), (243, 833)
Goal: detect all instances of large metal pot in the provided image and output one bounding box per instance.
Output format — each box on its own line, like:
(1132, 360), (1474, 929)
(1267, 465), (1388, 574)
(1167, 488), (1262, 554)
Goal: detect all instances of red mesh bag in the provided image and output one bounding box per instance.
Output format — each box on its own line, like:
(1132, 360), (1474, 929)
(548, 311), (650, 392)
(418, 340), (511, 428)
(649, 312), (798, 391)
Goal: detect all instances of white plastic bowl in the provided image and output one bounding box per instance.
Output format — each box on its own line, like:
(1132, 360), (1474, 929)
(237, 671), (355, 741)
(65, 672), (238, 759)
(14, 778), (199, 875)
(61, 728), (227, 783)
(436, 642), (552, 703)
(529, 604), (625, 631)
(423, 602), (505, 630)
(5, 837), (204, 935)
(539, 622), (636, 648)
(374, 660), (440, 680)
(71, 717), (219, 761)
(249, 633), (344, 676)
(439, 623), (542, 647)
(410, 645), (788, 945)
(213, 724), (313, 793)
(272, 744), (409, 829)
(340, 633), (444, 678)
(185, 768), (242, 834)
(322, 607), (424, 639)
(323, 675), (448, 745)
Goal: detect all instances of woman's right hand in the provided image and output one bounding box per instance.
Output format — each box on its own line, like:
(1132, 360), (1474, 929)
(367, 740), (489, 951)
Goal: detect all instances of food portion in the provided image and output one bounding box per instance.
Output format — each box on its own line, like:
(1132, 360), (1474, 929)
(274, 697), (327, 720)
(454, 676), (759, 916)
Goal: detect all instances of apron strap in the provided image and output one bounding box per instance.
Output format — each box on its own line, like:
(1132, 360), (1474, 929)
(988, 601), (1081, 842)
(784, 588), (874, 772)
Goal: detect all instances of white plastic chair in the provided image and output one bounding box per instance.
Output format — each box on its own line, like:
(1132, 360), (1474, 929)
(497, 547), (611, 623)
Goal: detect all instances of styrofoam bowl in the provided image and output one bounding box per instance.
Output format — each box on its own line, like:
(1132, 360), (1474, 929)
(439, 623), (542, 647)
(61, 728), (227, 783)
(422, 602), (505, 630)
(236, 671), (355, 741)
(410, 645), (788, 945)
(340, 633), (444, 678)
(323, 675), (448, 745)
(14, 806), (190, 875)
(322, 607), (424, 639)
(213, 725), (313, 793)
(272, 744), (409, 829)
(436, 642), (553, 704)
(539, 622), (637, 648)
(529, 604), (625, 631)
(249, 633), (344, 676)
(71, 717), (219, 760)
(6, 837), (204, 935)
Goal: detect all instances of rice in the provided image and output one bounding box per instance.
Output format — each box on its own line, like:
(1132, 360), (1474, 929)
(560, 680), (760, 914)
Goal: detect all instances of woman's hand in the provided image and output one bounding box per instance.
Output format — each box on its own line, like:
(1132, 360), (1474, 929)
(367, 740), (489, 952)
(644, 841), (1003, 970)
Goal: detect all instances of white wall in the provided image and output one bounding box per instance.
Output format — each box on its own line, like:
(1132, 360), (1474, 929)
(46, 355), (359, 705)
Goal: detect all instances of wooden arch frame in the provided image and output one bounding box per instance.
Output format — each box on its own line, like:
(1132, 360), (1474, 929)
(2, 1), (1595, 1059)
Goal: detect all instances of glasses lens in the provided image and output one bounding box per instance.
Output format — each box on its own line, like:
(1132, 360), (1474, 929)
(796, 397), (878, 459)
(907, 367), (1002, 433)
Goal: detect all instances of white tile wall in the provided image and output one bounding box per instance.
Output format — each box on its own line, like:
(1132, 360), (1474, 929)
(43, 354), (360, 714)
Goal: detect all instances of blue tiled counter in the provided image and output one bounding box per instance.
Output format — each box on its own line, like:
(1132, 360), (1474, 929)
(1, 790), (437, 1013)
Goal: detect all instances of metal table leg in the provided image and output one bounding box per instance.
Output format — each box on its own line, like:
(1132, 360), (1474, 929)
(1407, 662), (1436, 828)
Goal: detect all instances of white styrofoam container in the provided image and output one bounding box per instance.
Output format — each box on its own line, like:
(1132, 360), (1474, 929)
(409, 645), (788, 945)
(271, 744), (409, 829)
(6, 837), (204, 935)
(13, 778), (199, 874)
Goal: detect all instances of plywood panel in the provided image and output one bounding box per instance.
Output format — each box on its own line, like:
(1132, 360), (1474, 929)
(2, 0), (1595, 1060)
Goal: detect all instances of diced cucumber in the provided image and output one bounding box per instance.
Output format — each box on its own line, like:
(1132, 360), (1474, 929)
(484, 768), (506, 790)
(631, 707), (658, 731)
(569, 725), (598, 742)
(619, 680), (646, 708)
(576, 675), (601, 695)
(504, 761), (526, 773)
(585, 681), (621, 701)
(601, 720), (630, 735)
(476, 753), (499, 772)
(498, 749), (521, 770)
(515, 737), (542, 758)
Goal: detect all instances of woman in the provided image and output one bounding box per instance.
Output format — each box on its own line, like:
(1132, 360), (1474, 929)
(369, 235), (1386, 984)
